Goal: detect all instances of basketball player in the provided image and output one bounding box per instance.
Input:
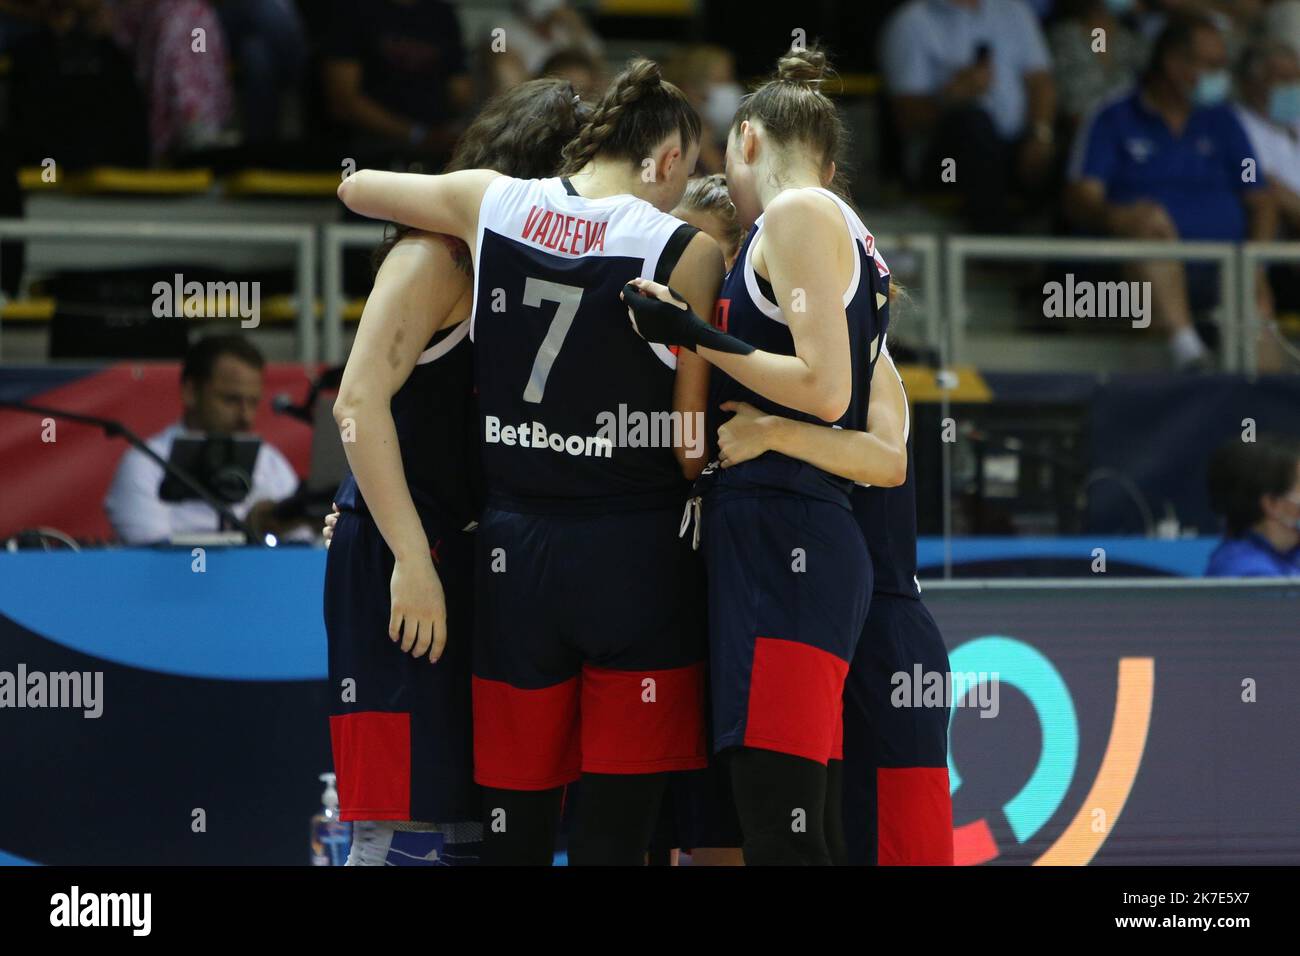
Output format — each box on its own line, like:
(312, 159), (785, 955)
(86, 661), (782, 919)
(712, 346), (956, 865)
(323, 79), (590, 866)
(623, 46), (890, 865)
(337, 59), (725, 865)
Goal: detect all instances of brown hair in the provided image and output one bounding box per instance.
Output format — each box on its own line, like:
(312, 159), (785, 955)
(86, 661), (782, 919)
(1209, 435), (1300, 537)
(181, 334), (264, 386)
(559, 57), (702, 175)
(678, 173), (743, 260)
(374, 78), (593, 271)
(1145, 13), (1221, 85)
(732, 45), (848, 186)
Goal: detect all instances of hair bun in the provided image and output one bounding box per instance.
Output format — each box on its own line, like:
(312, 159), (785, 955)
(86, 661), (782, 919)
(619, 57), (664, 102)
(777, 47), (828, 86)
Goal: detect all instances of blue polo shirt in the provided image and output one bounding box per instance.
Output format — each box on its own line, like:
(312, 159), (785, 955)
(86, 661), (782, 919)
(1206, 532), (1300, 577)
(1068, 89), (1262, 242)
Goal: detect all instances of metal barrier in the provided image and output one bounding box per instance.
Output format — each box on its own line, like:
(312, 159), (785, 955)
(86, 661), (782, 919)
(318, 228), (945, 364)
(0, 219), (318, 362)
(1240, 241), (1300, 375)
(875, 232), (943, 354)
(2, 220), (1289, 374)
(945, 236), (1241, 371)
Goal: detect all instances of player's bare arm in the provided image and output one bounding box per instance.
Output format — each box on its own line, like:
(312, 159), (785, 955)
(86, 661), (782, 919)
(332, 235), (472, 663)
(717, 351), (908, 487)
(668, 231), (725, 480)
(337, 168), (501, 251)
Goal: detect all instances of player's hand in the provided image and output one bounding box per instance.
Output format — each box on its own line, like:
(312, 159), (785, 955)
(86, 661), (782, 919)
(622, 279), (753, 354)
(389, 552), (448, 663)
(322, 503), (340, 546)
(717, 400), (775, 468)
(623, 277), (684, 308)
(621, 278), (689, 344)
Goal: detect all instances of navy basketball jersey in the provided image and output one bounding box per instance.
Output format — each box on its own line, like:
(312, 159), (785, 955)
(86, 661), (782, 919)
(708, 187), (891, 506)
(470, 175), (700, 507)
(335, 317), (484, 532)
(850, 345), (921, 599)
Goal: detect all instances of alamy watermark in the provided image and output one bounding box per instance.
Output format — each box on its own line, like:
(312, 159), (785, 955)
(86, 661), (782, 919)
(0, 664), (103, 718)
(152, 273), (260, 328)
(1043, 274), (1151, 329)
(891, 665), (1000, 718)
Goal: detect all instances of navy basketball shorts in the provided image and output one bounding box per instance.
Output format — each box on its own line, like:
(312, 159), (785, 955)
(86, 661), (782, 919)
(471, 505), (708, 790)
(842, 594), (954, 865)
(703, 492), (871, 764)
(324, 509), (479, 825)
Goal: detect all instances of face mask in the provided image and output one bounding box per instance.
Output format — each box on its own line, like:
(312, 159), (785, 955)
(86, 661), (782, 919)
(1268, 82), (1300, 126)
(1105, 0), (1135, 14)
(703, 82), (744, 134)
(1193, 70), (1231, 107)
(1284, 495), (1300, 532)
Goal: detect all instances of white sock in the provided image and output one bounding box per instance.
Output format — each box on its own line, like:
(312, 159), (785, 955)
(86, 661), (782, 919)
(1170, 326), (1208, 366)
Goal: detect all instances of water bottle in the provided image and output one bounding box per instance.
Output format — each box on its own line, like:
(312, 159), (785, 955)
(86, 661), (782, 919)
(310, 772), (352, 865)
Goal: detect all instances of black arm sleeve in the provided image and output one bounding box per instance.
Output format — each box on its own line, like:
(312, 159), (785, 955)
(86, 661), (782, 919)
(622, 283), (755, 355)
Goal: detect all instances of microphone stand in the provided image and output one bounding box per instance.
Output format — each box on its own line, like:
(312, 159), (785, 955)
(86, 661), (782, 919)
(0, 400), (260, 545)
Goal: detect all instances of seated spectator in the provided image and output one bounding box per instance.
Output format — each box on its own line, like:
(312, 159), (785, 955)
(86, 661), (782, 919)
(1206, 434), (1300, 576)
(1065, 15), (1280, 370)
(881, 0), (1058, 233)
(663, 45), (741, 176)
(1234, 40), (1300, 310)
(1135, 1), (1265, 53)
(538, 46), (604, 102)
(109, 0), (234, 163)
(1050, 0), (1149, 134)
(322, 0), (473, 167)
(482, 0), (603, 97)
(104, 335), (305, 544)
(215, 0), (307, 146)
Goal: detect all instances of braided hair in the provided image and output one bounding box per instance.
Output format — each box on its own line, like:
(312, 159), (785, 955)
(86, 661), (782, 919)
(560, 58), (701, 175)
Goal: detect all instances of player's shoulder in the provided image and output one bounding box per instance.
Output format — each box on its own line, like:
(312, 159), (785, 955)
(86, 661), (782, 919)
(765, 187), (842, 228)
(762, 188), (846, 253)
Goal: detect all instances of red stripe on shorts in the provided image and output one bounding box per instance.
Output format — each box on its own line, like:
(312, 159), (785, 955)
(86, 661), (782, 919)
(472, 675), (581, 790)
(580, 662), (707, 774)
(877, 766), (954, 865)
(742, 637), (850, 764)
(329, 711), (411, 821)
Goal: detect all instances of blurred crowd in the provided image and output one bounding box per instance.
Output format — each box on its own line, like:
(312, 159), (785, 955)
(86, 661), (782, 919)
(879, 0), (1300, 371)
(0, 0), (620, 168)
(1, 0), (1298, 370)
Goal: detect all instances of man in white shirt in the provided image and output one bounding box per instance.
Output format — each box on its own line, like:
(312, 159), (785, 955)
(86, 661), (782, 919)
(104, 335), (302, 544)
(1234, 40), (1300, 223)
(881, 0), (1057, 233)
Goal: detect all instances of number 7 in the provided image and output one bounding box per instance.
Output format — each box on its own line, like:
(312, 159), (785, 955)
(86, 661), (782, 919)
(522, 277), (583, 404)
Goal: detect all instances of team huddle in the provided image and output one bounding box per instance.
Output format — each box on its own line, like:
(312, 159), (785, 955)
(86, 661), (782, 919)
(323, 44), (955, 866)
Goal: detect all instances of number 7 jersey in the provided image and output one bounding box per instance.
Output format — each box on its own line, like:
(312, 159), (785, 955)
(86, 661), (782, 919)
(470, 175), (700, 508)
